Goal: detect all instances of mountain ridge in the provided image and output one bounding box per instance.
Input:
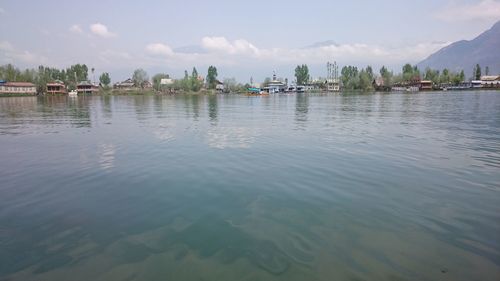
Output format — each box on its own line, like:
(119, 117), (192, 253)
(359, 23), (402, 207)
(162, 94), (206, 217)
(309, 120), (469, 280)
(417, 21), (500, 77)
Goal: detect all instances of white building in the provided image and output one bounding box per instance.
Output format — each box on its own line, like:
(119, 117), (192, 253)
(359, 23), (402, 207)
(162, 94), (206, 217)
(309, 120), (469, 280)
(160, 78), (174, 85)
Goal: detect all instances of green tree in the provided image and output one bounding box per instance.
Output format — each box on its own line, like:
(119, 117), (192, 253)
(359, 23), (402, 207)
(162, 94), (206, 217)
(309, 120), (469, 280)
(223, 78), (238, 92)
(402, 63), (420, 82)
(474, 64), (481, 80)
(358, 68), (373, 91)
(207, 66), (218, 89)
(440, 69), (450, 84)
(132, 68), (149, 88)
(99, 72), (111, 87)
(190, 67), (202, 92)
(459, 70), (465, 82)
(424, 67), (440, 84)
(191, 67), (198, 79)
(341, 65), (359, 90)
(452, 72), (462, 85)
(152, 73), (169, 90)
(379, 66), (393, 87)
(295, 64), (310, 85)
(366, 65), (374, 82)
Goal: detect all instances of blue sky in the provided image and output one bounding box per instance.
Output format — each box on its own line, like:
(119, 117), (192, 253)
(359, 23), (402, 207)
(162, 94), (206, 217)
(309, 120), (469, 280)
(0, 0), (499, 82)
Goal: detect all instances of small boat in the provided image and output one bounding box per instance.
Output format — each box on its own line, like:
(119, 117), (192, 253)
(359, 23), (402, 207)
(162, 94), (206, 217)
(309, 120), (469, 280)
(246, 87), (269, 96)
(68, 90), (78, 96)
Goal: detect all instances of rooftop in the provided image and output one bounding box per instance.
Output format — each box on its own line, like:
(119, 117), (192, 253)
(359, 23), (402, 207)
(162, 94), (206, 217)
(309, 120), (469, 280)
(3, 82), (36, 87)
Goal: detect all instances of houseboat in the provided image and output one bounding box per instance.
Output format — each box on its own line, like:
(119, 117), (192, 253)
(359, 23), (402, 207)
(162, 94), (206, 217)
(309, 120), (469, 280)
(263, 72), (286, 94)
(46, 81), (67, 95)
(76, 81), (99, 94)
(0, 81), (37, 95)
(246, 87), (269, 96)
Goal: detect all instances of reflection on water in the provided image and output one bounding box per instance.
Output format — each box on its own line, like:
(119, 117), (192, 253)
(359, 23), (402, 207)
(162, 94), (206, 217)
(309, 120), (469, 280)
(0, 92), (499, 281)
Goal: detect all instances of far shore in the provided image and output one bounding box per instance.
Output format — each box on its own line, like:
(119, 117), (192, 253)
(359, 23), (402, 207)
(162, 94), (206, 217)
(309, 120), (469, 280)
(1, 88), (500, 98)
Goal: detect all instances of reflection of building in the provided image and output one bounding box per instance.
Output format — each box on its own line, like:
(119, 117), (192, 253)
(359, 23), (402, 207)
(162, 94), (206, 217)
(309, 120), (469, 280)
(77, 81), (99, 94)
(46, 81), (67, 94)
(0, 81), (37, 95)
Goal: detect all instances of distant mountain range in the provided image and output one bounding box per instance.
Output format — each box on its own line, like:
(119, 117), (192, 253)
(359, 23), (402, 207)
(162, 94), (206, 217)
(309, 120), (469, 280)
(418, 21), (500, 77)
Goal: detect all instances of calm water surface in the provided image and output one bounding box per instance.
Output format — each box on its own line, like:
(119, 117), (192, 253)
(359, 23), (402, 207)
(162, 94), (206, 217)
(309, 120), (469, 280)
(0, 91), (499, 281)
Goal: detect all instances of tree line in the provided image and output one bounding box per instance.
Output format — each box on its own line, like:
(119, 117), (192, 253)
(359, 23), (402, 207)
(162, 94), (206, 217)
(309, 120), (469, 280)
(0, 63), (113, 92)
(1, 62), (492, 94)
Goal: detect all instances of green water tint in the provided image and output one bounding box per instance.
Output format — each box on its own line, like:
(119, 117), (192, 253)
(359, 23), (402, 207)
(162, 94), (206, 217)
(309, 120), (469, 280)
(0, 92), (499, 280)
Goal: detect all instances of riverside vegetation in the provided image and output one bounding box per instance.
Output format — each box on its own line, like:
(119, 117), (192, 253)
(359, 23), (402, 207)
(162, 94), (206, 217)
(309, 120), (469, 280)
(0, 62), (492, 95)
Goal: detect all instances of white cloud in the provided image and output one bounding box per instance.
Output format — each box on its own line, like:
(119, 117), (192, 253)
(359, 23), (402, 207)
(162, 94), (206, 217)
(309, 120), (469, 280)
(0, 41), (14, 52)
(89, 23), (116, 38)
(201, 37), (259, 56)
(143, 37), (450, 70)
(0, 41), (48, 64)
(145, 43), (174, 56)
(436, 0), (500, 21)
(69, 24), (83, 34)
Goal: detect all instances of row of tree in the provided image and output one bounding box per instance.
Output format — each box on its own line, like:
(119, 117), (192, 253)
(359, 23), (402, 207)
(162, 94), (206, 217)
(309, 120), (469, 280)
(1, 62), (493, 93)
(0, 64), (114, 92)
(286, 63), (492, 91)
(151, 66), (218, 92)
(0, 63), (223, 93)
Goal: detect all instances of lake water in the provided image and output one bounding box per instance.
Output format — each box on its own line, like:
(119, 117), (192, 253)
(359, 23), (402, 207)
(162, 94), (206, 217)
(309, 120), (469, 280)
(0, 91), (499, 281)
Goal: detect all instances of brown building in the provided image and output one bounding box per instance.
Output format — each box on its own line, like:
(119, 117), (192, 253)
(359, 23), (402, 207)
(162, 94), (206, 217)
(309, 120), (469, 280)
(0, 82), (37, 95)
(46, 81), (67, 94)
(76, 81), (99, 94)
(113, 78), (136, 90)
(420, 80), (433, 91)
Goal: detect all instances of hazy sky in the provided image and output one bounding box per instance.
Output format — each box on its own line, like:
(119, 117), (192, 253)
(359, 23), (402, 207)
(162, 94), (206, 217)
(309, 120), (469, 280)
(1, 0), (499, 82)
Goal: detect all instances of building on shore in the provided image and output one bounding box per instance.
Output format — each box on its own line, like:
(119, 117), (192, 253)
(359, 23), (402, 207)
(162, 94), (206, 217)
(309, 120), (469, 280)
(141, 81), (153, 89)
(46, 81), (67, 94)
(263, 72), (286, 94)
(113, 78), (136, 90)
(373, 77), (391, 91)
(481, 75), (500, 88)
(0, 81), (37, 95)
(160, 78), (174, 86)
(76, 81), (99, 94)
(215, 80), (225, 92)
(420, 80), (433, 91)
(326, 61), (340, 92)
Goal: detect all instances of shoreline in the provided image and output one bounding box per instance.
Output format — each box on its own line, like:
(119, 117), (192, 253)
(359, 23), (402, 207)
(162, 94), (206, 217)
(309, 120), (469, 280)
(1, 88), (499, 98)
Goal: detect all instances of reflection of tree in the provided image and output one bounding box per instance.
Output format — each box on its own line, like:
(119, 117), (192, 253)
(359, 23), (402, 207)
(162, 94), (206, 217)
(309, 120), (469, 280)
(0, 96), (37, 119)
(67, 96), (91, 128)
(191, 95), (200, 120)
(101, 96), (112, 120)
(37, 95), (93, 128)
(208, 95), (218, 124)
(133, 95), (151, 122)
(153, 95), (165, 118)
(295, 93), (309, 125)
